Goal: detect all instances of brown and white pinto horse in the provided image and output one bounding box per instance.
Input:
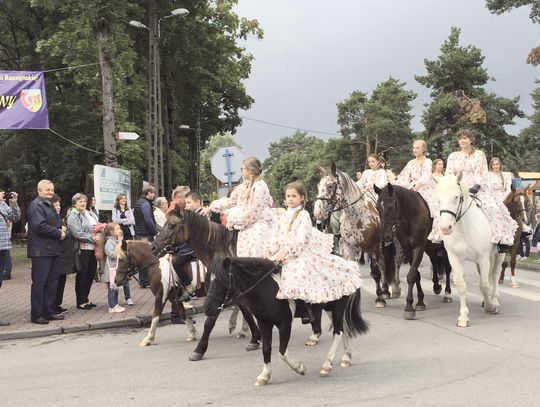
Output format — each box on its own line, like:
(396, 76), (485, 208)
(314, 163), (395, 307)
(499, 187), (533, 288)
(114, 240), (197, 346)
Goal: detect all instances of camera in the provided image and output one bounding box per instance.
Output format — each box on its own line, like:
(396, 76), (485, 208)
(5, 192), (13, 200)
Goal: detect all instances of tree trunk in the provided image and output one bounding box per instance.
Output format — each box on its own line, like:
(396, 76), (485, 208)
(97, 25), (117, 167)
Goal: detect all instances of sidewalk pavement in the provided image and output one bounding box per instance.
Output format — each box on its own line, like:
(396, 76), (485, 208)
(0, 262), (205, 342)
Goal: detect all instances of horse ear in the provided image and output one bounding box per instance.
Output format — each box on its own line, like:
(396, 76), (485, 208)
(331, 161), (337, 176)
(373, 184), (382, 195)
(387, 183), (393, 195)
(318, 165), (326, 175)
(121, 239), (127, 252)
(510, 184), (516, 193)
(222, 257), (232, 271)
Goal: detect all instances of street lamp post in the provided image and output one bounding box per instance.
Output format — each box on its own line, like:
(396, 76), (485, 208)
(129, 6), (189, 195)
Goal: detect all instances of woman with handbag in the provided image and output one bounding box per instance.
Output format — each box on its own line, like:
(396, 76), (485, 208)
(67, 193), (99, 310)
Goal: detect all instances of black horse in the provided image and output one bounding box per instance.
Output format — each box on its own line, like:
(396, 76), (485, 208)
(204, 257), (369, 385)
(374, 183), (451, 319)
(151, 208), (261, 361)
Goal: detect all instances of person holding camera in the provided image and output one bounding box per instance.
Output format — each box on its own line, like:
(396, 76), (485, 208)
(0, 189), (20, 326)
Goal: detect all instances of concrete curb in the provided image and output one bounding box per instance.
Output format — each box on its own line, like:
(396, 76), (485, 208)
(0, 305), (206, 342)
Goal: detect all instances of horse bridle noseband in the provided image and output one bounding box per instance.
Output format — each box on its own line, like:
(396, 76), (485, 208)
(209, 264), (281, 310)
(316, 175), (364, 217)
(439, 193), (479, 223)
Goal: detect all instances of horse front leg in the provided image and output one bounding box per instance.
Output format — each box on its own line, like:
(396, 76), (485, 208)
(255, 321), (273, 386)
(447, 252), (469, 327)
(369, 260), (386, 308)
(306, 304), (323, 346)
(403, 247), (425, 319)
(167, 292), (196, 342)
(340, 332), (352, 368)
(509, 245), (519, 288)
(238, 303), (261, 351)
(140, 288), (166, 347)
(391, 241), (402, 299)
(190, 314), (219, 361)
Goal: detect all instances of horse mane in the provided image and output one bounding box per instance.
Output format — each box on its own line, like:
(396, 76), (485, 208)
(388, 184), (429, 211)
(177, 209), (236, 255)
(336, 170), (362, 198)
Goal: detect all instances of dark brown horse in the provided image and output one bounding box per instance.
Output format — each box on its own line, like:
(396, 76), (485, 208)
(114, 240), (197, 346)
(499, 187), (533, 288)
(150, 209), (261, 361)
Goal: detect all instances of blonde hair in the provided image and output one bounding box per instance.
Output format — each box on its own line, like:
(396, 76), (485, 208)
(242, 156), (263, 202)
(413, 139), (427, 155)
(99, 222), (119, 268)
(284, 181), (307, 231)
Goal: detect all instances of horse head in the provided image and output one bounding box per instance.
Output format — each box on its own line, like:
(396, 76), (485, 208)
(114, 240), (136, 286)
(314, 162), (344, 222)
(374, 183), (399, 243)
(151, 208), (188, 256)
(505, 187), (532, 227)
(435, 174), (470, 235)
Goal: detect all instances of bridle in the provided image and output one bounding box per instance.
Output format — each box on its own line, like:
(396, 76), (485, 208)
(379, 196), (401, 234)
(439, 191), (479, 223)
(118, 243), (159, 284)
(208, 264), (281, 310)
(316, 175), (364, 218)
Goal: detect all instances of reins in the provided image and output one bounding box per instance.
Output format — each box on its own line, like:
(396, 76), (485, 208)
(215, 264), (281, 310)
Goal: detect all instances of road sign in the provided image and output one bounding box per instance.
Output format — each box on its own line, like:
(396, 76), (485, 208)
(210, 145), (244, 186)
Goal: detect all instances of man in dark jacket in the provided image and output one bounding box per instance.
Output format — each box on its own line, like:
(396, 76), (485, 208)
(133, 185), (157, 288)
(27, 180), (66, 324)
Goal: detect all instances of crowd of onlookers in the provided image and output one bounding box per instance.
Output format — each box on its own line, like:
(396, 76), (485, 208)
(0, 181), (200, 326)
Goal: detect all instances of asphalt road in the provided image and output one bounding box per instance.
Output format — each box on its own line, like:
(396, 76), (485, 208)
(1, 260), (539, 407)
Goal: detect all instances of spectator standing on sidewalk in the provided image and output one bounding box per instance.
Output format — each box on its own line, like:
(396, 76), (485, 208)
(153, 197), (168, 232)
(27, 180), (66, 324)
(132, 186), (157, 288)
(0, 189), (20, 326)
(112, 193), (135, 240)
(67, 193), (99, 310)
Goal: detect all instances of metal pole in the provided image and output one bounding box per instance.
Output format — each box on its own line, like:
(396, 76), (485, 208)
(195, 109), (201, 191)
(225, 148), (233, 188)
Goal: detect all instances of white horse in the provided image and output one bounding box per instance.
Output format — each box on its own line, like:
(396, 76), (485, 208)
(435, 175), (505, 327)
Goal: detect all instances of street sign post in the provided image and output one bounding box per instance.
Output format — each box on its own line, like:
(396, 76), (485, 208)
(210, 145), (244, 187)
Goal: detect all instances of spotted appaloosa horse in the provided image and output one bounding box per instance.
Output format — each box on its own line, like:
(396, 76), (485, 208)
(499, 187), (533, 288)
(314, 163), (396, 307)
(436, 174), (505, 327)
(114, 240), (197, 346)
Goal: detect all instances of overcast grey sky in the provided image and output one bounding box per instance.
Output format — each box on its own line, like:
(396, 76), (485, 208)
(231, 0), (539, 160)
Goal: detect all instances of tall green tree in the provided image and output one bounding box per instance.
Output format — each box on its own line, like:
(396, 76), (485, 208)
(514, 82), (540, 171)
(336, 77), (416, 172)
(416, 27), (524, 169)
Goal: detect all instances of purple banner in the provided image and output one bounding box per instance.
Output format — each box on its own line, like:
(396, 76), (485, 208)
(0, 70), (49, 129)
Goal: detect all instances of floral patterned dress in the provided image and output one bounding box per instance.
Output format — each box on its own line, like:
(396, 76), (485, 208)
(446, 150), (517, 245)
(357, 169), (388, 204)
(210, 179), (276, 257)
(397, 158), (443, 242)
(486, 171), (512, 203)
(267, 207), (363, 303)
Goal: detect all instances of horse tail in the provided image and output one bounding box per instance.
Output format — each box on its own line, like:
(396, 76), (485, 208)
(381, 242), (396, 285)
(344, 288), (369, 338)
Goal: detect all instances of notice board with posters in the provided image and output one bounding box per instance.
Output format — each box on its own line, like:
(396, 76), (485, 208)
(93, 165), (131, 210)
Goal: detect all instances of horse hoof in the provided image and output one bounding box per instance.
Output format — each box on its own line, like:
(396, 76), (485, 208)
(340, 360), (351, 368)
(297, 363), (307, 375)
(511, 283), (519, 289)
(254, 378), (269, 386)
(245, 342), (260, 351)
(391, 292), (401, 299)
(236, 333), (246, 339)
(139, 341), (151, 347)
(375, 301), (386, 308)
(415, 305), (426, 312)
(186, 336), (196, 342)
(443, 296), (453, 303)
(188, 352), (204, 361)
(320, 367), (332, 376)
(229, 327), (235, 335)
(403, 311), (416, 320)
(305, 339), (318, 346)
(433, 286), (442, 295)
(498, 279), (504, 285)
(456, 319), (470, 328)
